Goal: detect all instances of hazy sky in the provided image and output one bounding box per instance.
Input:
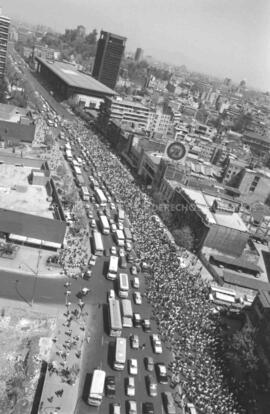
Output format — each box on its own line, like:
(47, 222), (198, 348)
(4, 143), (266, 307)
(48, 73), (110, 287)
(2, 0), (270, 90)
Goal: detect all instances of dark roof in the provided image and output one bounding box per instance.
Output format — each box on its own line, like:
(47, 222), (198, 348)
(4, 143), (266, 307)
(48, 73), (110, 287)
(243, 131), (270, 144)
(211, 254), (262, 273)
(0, 208), (66, 244)
(36, 57), (116, 96)
(223, 270), (270, 291)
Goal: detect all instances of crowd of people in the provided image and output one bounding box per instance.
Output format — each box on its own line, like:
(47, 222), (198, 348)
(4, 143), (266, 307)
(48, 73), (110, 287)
(62, 118), (253, 414)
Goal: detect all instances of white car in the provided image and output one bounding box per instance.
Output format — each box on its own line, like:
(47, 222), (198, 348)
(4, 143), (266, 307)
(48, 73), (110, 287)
(111, 246), (117, 255)
(119, 248), (125, 257)
(132, 277), (140, 289)
(126, 377), (135, 397)
(90, 219), (96, 228)
(128, 359), (138, 376)
(111, 224), (117, 232)
(89, 255), (97, 267)
(118, 223), (124, 231)
(130, 334), (139, 349)
(108, 289), (116, 300)
(127, 400), (137, 414)
(151, 334), (163, 354)
(133, 292), (142, 305)
(110, 203), (116, 210)
(125, 241), (132, 252)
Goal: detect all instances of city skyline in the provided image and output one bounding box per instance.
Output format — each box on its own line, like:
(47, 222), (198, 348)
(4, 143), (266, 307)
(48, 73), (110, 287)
(2, 0), (270, 91)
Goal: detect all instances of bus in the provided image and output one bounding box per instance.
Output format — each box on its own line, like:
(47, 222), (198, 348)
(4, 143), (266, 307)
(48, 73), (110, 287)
(95, 188), (107, 206)
(118, 209), (125, 223)
(100, 215), (110, 235)
(108, 298), (122, 337)
(113, 337), (127, 370)
(74, 165), (82, 176)
(115, 230), (125, 247)
(87, 369), (106, 406)
(118, 273), (129, 298)
(65, 149), (73, 161)
(107, 255), (119, 280)
(123, 227), (132, 241)
(121, 299), (133, 328)
(92, 231), (104, 256)
(81, 186), (90, 201)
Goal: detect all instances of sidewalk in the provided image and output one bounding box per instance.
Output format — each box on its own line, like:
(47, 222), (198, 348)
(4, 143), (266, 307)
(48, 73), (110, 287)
(37, 303), (88, 414)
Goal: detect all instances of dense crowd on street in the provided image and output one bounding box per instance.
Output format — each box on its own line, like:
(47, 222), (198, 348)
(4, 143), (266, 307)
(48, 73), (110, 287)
(62, 118), (252, 414)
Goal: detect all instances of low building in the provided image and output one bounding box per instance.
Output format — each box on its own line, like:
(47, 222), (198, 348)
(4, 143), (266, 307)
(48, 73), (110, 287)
(230, 167), (270, 206)
(0, 103), (36, 145)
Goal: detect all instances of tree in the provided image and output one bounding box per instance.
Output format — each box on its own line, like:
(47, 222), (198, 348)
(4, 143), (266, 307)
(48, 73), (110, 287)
(172, 226), (195, 251)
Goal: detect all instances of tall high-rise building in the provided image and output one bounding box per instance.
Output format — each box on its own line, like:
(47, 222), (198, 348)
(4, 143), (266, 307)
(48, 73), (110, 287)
(134, 47), (143, 62)
(0, 9), (10, 79)
(92, 31), (126, 90)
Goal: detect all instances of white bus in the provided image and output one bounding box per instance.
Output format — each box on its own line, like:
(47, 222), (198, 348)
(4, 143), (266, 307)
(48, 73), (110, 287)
(118, 209), (125, 223)
(107, 255), (119, 280)
(121, 299), (133, 328)
(118, 273), (129, 298)
(95, 188), (107, 206)
(65, 149), (72, 161)
(74, 165), (82, 176)
(113, 337), (127, 370)
(108, 298), (122, 337)
(100, 215), (110, 235)
(81, 186), (90, 201)
(115, 230), (125, 247)
(87, 369), (106, 406)
(92, 231), (104, 256)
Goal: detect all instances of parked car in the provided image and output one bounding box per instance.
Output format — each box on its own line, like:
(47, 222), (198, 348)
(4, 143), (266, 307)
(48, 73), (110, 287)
(126, 377), (135, 397)
(110, 402), (121, 414)
(130, 265), (137, 275)
(110, 246), (117, 255)
(133, 313), (142, 327)
(143, 401), (155, 414)
(128, 359), (138, 375)
(108, 289), (116, 300)
(156, 363), (168, 384)
(89, 255), (97, 267)
(146, 375), (158, 397)
(151, 334), (163, 354)
(132, 277), (140, 289)
(105, 376), (116, 397)
(133, 292), (142, 305)
(127, 400), (137, 414)
(130, 334), (139, 349)
(142, 319), (151, 332)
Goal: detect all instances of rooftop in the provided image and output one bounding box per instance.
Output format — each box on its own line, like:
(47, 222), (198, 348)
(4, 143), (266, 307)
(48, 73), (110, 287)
(0, 163), (53, 219)
(36, 57), (116, 96)
(0, 103), (29, 123)
(182, 187), (248, 232)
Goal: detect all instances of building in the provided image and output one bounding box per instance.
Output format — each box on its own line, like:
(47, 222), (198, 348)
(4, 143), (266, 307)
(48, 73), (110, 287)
(134, 47), (143, 62)
(172, 187), (249, 256)
(230, 167), (270, 206)
(242, 131), (270, 159)
(92, 31), (126, 90)
(36, 57), (116, 108)
(0, 103), (36, 145)
(0, 9), (10, 78)
(0, 154), (66, 249)
(147, 107), (173, 136)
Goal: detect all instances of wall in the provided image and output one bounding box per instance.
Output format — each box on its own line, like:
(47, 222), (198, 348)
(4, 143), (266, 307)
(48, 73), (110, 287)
(204, 224), (249, 257)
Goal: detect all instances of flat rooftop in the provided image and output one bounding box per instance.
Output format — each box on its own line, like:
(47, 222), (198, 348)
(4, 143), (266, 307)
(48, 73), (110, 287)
(36, 57), (116, 96)
(182, 187), (248, 232)
(0, 163), (53, 219)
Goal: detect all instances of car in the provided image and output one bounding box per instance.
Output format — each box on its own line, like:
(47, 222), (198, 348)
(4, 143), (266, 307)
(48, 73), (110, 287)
(87, 211), (94, 220)
(156, 363), (168, 384)
(110, 402), (121, 414)
(146, 375), (158, 397)
(127, 400), (137, 414)
(119, 256), (127, 269)
(133, 313), (142, 327)
(90, 219), (96, 228)
(110, 202), (116, 210)
(151, 334), (163, 354)
(126, 376), (135, 397)
(144, 356), (155, 372)
(118, 223), (124, 231)
(142, 319), (151, 332)
(132, 277), (140, 289)
(105, 376), (116, 397)
(143, 401), (155, 414)
(111, 246), (117, 255)
(125, 241), (132, 251)
(130, 265), (137, 276)
(89, 255), (97, 267)
(109, 218), (115, 225)
(163, 392), (176, 414)
(127, 251), (136, 263)
(104, 248), (110, 257)
(119, 248), (125, 257)
(128, 359), (138, 375)
(111, 224), (117, 232)
(133, 292), (142, 305)
(83, 269), (92, 280)
(108, 289), (116, 300)
(130, 334), (139, 349)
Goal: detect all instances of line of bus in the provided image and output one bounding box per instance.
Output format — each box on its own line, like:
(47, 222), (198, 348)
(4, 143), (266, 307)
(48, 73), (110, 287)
(113, 337), (127, 370)
(118, 273), (129, 298)
(87, 369), (106, 406)
(108, 298), (122, 337)
(95, 188), (107, 206)
(92, 231), (104, 256)
(81, 186), (90, 201)
(100, 215), (110, 235)
(107, 255), (118, 280)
